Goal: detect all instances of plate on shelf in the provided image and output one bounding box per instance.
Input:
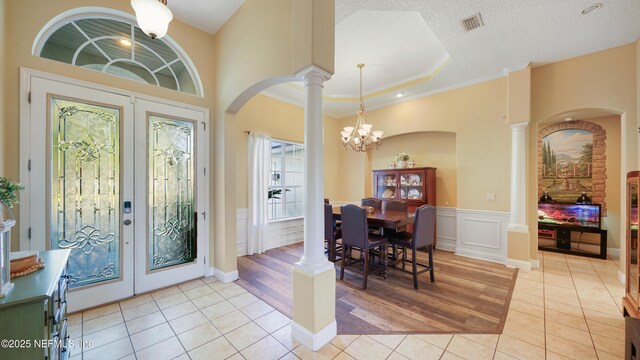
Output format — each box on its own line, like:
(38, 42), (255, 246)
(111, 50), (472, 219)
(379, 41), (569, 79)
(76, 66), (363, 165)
(408, 189), (421, 199)
(409, 174), (422, 186)
(400, 189), (406, 198)
(382, 189), (395, 198)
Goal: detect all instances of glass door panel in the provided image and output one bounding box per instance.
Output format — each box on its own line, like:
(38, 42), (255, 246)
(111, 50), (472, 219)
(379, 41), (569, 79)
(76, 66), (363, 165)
(134, 99), (206, 294)
(148, 115), (196, 270)
(29, 77), (135, 312)
(400, 172), (424, 201)
(50, 97), (121, 288)
(376, 173), (396, 199)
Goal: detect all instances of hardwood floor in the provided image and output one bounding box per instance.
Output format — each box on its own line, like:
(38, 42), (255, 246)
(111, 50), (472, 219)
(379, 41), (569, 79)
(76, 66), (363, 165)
(236, 242), (517, 335)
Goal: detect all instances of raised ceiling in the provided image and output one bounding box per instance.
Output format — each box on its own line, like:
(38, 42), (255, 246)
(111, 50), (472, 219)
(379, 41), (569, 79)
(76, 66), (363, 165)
(170, 0), (640, 118)
(169, 0), (244, 35)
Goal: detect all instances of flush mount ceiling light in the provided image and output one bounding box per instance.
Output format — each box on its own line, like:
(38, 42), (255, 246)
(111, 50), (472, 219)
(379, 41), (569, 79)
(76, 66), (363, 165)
(395, 92), (405, 98)
(131, 0), (173, 39)
(564, 117), (575, 121)
(340, 64), (384, 152)
(581, 3), (603, 15)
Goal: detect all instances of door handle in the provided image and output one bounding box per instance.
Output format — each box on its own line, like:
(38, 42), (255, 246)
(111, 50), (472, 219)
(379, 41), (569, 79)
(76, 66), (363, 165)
(124, 219), (132, 226)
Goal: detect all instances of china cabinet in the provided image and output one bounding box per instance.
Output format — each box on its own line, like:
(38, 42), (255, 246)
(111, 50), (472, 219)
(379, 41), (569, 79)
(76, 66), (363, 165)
(372, 167), (436, 211)
(625, 171), (640, 318)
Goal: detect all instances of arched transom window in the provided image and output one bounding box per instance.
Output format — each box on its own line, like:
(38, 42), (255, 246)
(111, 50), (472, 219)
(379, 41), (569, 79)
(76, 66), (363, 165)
(34, 13), (202, 96)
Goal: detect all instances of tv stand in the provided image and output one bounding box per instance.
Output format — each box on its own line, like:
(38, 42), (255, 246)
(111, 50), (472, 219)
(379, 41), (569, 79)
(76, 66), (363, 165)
(538, 223), (607, 259)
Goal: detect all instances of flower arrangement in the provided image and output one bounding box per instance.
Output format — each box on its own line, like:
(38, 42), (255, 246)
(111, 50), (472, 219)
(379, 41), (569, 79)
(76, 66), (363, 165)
(0, 177), (24, 209)
(395, 153), (410, 162)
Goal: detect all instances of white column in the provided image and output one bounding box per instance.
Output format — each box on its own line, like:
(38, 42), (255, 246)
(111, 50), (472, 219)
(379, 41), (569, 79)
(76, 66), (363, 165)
(297, 66), (332, 272)
(509, 122), (528, 231)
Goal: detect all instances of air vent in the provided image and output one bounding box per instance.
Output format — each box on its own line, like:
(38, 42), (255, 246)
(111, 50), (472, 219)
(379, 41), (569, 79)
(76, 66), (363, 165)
(461, 13), (484, 32)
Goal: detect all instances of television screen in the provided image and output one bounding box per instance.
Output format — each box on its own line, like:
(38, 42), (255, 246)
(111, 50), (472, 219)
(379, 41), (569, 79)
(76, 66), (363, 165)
(537, 203), (601, 228)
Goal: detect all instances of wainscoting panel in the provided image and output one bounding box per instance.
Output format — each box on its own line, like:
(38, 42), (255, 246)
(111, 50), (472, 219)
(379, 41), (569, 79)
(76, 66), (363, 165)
(236, 209), (304, 256)
(456, 209), (510, 264)
(237, 206), (510, 265)
(435, 207), (457, 252)
(236, 209), (248, 256)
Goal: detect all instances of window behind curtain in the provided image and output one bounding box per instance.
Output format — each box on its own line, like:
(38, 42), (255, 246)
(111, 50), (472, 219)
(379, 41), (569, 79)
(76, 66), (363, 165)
(268, 140), (304, 220)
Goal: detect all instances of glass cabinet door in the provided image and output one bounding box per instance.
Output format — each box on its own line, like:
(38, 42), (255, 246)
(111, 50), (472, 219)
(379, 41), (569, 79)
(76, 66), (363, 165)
(400, 172), (424, 201)
(629, 179), (639, 303)
(376, 173), (397, 199)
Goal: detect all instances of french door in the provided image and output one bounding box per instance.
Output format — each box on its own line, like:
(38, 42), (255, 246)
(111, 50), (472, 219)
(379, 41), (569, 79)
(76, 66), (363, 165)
(28, 77), (206, 312)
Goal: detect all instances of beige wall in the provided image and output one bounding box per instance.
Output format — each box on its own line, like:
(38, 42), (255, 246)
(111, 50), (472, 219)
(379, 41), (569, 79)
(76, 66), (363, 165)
(4, 0), (216, 248)
(338, 78), (510, 212)
(530, 44), (637, 262)
(0, 0), (5, 176)
(368, 132), (457, 207)
(213, 0), (334, 273)
(234, 94), (340, 209)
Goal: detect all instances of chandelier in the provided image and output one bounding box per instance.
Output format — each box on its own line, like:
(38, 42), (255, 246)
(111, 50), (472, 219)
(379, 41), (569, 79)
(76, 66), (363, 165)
(340, 64), (383, 152)
(131, 0), (174, 39)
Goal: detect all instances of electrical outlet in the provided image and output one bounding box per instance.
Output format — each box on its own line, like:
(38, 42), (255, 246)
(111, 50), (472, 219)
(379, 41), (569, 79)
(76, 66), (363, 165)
(486, 192), (496, 201)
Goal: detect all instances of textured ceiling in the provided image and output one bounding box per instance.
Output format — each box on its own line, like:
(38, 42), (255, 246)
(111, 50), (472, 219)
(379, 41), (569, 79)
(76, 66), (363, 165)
(263, 0), (640, 117)
(167, 0), (640, 118)
(169, 0), (244, 35)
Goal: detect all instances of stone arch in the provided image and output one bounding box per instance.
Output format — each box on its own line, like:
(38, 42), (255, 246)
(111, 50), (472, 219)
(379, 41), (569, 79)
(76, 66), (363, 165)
(537, 120), (607, 213)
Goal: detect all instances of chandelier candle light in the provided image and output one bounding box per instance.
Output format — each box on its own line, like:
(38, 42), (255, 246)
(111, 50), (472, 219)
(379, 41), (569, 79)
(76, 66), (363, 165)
(131, 0), (173, 39)
(341, 64), (384, 152)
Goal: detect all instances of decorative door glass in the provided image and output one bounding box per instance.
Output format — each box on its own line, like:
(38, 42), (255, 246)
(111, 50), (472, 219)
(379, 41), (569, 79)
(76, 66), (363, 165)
(400, 172), (424, 200)
(376, 173), (396, 199)
(50, 97), (121, 288)
(148, 114), (196, 271)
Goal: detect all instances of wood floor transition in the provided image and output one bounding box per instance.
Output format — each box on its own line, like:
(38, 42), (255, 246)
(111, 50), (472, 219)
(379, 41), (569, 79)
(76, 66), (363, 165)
(236, 242), (518, 335)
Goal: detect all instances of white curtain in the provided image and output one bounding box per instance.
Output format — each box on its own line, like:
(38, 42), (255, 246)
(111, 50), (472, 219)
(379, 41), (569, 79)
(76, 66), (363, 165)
(247, 133), (271, 255)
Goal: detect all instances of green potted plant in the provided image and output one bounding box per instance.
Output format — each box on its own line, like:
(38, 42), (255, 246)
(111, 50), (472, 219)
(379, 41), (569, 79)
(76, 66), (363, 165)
(0, 177), (24, 222)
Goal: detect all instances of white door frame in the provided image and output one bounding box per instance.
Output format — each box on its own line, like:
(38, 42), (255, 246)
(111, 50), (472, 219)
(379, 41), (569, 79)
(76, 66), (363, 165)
(19, 68), (210, 300)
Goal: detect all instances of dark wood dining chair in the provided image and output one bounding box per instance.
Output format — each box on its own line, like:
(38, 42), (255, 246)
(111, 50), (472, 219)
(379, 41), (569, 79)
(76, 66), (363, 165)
(340, 204), (388, 289)
(324, 203), (342, 262)
(384, 200), (407, 211)
(361, 197), (382, 209)
(389, 205), (436, 289)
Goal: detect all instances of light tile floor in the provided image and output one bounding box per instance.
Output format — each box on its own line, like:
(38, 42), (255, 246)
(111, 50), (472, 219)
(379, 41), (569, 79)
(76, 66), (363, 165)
(68, 250), (625, 360)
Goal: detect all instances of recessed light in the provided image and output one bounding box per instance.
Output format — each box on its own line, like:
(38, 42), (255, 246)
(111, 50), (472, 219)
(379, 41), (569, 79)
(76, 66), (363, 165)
(120, 38), (132, 47)
(564, 117), (574, 121)
(581, 3), (602, 15)
(395, 92), (405, 98)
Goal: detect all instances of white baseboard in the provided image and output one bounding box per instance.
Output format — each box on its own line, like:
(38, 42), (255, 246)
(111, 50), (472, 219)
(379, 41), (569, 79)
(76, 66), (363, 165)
(619, 269), (626, 285)
(291, 320), (337, 351)
(530, 259), (540, 269)
(506, 258), (532, 271)
(607, 247), (620, 258)
(435, 238), (456, 252)
(214, 268), (239, 283)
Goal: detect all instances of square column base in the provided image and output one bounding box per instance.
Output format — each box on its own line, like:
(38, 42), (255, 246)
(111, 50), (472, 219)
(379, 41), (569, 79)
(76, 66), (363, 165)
(292, 263), (336, 351)
(506, 228), (532, 270)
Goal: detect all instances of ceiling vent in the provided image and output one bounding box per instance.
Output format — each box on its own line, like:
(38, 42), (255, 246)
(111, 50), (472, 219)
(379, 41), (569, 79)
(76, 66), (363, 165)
(461, 13), (484, 32)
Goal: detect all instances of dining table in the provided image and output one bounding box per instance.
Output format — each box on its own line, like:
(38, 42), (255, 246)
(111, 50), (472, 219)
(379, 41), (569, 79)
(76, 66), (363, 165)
(330, 206), (415, 263)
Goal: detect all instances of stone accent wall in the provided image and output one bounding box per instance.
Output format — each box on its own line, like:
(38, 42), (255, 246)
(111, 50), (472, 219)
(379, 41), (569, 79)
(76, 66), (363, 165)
(537, 120), (607, 215)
